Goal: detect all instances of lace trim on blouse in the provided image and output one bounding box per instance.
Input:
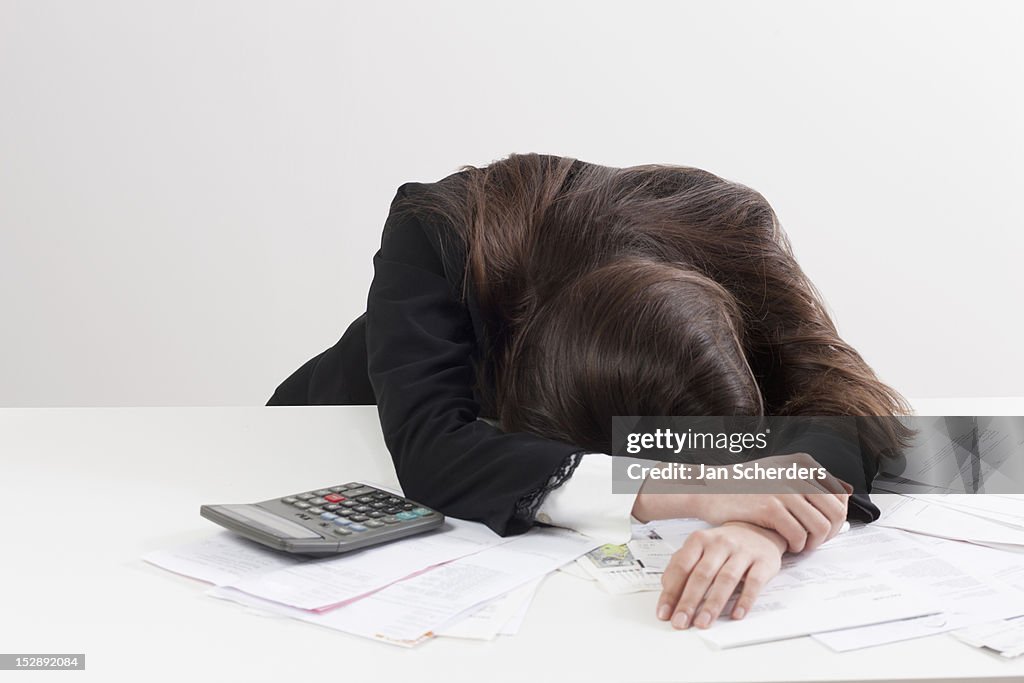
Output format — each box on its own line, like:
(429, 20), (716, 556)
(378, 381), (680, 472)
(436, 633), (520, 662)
(513, 451), (585, 525)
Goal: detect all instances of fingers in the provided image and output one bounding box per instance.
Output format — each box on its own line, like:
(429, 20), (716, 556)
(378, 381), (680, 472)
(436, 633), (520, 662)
(761, 498), (808, 553)
(804, 490), (849, 541)
(657, 537), (704, 622)
(691, 555), (749, 628)
(658, 530), (732, 630)
(786, 496), (833, 551)
(731, 560), (775, 620)
(671, 544), (729, 629)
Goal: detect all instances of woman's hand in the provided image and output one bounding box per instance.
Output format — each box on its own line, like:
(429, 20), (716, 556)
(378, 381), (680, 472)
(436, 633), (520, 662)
(632, 452), (852, 553)
(656, 521), (786, 630)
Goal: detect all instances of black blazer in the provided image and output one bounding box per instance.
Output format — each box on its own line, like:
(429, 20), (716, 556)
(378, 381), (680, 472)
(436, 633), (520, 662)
(269, 163), (880, 535)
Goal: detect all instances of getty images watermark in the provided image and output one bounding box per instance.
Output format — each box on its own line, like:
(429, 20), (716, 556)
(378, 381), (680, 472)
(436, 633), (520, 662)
(622, 425), (828, 482)
(609, 415), (1024, 495)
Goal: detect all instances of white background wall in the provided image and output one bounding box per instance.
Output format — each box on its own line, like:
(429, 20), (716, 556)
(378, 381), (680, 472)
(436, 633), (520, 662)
(1, 0), (1021, 407)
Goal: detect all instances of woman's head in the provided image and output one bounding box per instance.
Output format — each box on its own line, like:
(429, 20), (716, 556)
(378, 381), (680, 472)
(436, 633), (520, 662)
(392, 152), (911, 459)
(497, 257), (764, 453)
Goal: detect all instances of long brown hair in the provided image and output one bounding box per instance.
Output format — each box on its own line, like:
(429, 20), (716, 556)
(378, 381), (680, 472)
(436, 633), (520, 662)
(393, 153), (911, 460)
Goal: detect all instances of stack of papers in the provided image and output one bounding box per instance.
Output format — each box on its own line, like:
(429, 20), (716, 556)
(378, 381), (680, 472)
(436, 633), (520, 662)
(145, 518), (598, 647)
(147, 489), (1024, 653)
(874, 493), (1024, 550)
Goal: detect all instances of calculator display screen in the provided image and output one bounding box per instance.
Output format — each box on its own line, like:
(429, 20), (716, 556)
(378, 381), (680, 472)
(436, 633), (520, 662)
(218, 504), (322, 539)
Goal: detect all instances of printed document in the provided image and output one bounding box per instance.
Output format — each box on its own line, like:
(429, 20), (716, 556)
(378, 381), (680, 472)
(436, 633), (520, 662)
(658, 523), (942, 649)
(813, 522), (1024, 651)
(210, 526), (597, 646)
(145, 518), (506, 610)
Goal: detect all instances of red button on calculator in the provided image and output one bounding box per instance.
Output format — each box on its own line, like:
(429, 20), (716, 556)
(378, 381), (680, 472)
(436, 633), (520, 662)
(324, 494), (345, 503)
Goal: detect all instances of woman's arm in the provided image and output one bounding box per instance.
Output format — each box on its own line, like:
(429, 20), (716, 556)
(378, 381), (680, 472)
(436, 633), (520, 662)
(630, 452), (851, 552)
(367, 183), (604, 536)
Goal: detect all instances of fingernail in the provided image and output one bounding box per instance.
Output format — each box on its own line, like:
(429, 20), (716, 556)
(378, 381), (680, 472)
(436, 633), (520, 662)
(695, 611), (712, 628)
(671, 612), (689, 629)
(657, 604), (671, 620)
(733, 607), (746, 620)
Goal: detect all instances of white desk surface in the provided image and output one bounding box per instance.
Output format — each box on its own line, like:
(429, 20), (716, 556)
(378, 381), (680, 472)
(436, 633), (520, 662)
(2, 398), (1023, 683)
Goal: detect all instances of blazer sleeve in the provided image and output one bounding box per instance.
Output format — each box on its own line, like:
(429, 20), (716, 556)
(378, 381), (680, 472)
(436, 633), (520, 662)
(365, 183), (587, 536)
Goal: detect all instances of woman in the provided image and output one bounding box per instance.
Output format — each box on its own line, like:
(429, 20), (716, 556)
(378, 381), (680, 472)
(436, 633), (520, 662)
(268, 153), (909, 630)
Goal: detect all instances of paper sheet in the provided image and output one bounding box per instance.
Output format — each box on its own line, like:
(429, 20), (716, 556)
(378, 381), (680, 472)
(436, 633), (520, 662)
(209, 526), (598, 646)
(812, 531), (1024, 651)
(954, 615), (1024, 658)
(693, 525), (942, 649)
(575, 543), (661, 594)
(875, 494), (1024, 546)
(904, 493), (1024, 530)
(498, 577), (541, 635)
(571, 519), (710, 594)
(224, 517), (506, 610)
(627, 538), (676, 573)
(635, 518), (713, 548)
(558, 561), (594, 581)
(143, 532), (302, 585)
(436, 578), (543, 640)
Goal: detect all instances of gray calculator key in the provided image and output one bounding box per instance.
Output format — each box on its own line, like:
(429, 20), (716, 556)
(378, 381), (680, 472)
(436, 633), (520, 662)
(294, 502), (311, 509)
(349, 514), (369, 522)
(307, 506), (324, 514)
(310, 497), (327, 505)
(297, 493), (315, 501)
(367, 511), (385, 518)
(329, 486), (347, 493)
(382, 516), (400, 524)
(343, 487), (376, 497)
(324, 503), (340, 511)
(354, 505), (372, 513)
(365, 520), (385, 528)
(333, 527), (352, 536)
(341, 500), (359, 508)
(282, 496), (298, 504)
(314, 489), (331, 496)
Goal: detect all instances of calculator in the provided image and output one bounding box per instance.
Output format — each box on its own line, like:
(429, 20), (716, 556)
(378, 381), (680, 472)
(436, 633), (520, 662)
(200, 482), (445, 556)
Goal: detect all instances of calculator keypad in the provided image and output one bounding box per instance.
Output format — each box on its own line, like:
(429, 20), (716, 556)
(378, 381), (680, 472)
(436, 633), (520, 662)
(274, 484), (439, 539)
